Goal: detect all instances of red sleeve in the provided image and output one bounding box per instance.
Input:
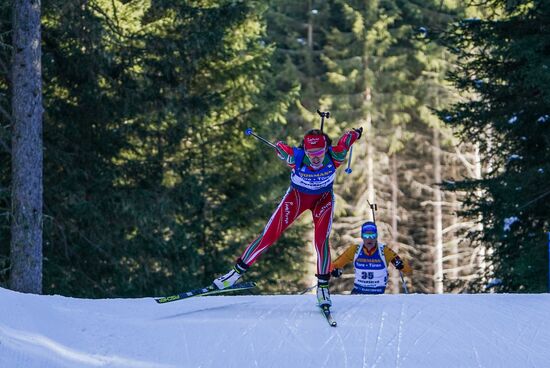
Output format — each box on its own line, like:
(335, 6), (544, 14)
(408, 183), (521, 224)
(330, 130), (360, 168)
(275, 141), (296, 169)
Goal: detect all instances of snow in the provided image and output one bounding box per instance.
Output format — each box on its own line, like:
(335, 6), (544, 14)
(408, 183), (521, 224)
(485, 278), (502, 289)
(508, 115), (517, 124)
(1, 287), (550, 368)
(507, 154), (522, 163)
(503, 216), (519, 231)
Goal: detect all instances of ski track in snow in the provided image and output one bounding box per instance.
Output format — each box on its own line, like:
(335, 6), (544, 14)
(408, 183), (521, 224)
(281, 301), (313, 353)
(395, 301), (405, 368)
(321, 314), (347, 368)
(371, 307), (387, 368)
(460, 298), (538, 367)
(0, 323), (173, 368)
(362, 311), (370, 368)
(1, 290), (550, 368)
(471, 344), (482, 368)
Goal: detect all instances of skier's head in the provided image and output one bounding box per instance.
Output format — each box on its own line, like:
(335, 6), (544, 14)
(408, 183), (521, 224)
(361, 221), (377, 247)
(301, 129), (332, 167)
(301, 129), (332, 149)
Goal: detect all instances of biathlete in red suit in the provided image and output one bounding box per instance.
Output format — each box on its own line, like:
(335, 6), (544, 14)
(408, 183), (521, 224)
(213, 127), (363, 306)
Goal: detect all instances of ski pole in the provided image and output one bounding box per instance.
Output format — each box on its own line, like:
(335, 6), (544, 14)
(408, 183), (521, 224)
(244, 128), (277, 149)
(345, 146), (353, 174)
(299, 284), (317, 295)
(316, 110), (330, 132)
(400, 271), (409, 294)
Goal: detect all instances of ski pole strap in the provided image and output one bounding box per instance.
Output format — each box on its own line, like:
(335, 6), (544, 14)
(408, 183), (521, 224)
(245, 128), (277, 149)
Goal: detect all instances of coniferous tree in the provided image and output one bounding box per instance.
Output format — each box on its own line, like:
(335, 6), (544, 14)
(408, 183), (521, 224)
(1, 0), (501, 296)
(440, 0), (550, 292)
(266, 0), (331, 129)
(316, 0), (469, 294)
(265, 0), (337, 287)
(1, 0), (301, 296)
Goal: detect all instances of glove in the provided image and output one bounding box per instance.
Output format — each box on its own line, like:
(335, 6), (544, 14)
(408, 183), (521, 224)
(353, 127), (363, 140)
(394, 258), (404, 270)
(331, 268), (343, 278)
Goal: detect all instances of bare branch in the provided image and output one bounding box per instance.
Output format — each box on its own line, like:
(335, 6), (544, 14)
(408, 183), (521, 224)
(420, 200), (457, 207)
(453, 145), (477, 177)
(442, 222), (475, 235)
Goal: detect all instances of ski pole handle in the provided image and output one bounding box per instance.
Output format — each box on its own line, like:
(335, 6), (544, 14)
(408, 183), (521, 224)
(400, 271), (409, 294)
(245, 128), (277, 149)
(367, 200), (377, 223)
(316, 110), (330, 132)
(345, 146), (353, 174)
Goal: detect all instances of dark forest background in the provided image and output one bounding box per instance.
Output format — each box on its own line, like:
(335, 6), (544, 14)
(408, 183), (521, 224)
(1, 0), (549, 297)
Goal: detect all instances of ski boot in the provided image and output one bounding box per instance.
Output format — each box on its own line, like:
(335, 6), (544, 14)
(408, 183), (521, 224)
(316, 274), (332, 307)
(213, 259), (249, 290)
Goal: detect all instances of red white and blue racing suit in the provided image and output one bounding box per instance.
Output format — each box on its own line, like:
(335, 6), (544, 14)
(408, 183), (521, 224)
(237, 131), (360, 277)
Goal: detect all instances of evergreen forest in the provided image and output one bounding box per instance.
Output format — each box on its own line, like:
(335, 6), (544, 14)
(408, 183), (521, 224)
(1, 0), (549, 297)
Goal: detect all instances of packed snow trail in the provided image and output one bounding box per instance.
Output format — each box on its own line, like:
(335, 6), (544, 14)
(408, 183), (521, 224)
(1, 287), (549, 368)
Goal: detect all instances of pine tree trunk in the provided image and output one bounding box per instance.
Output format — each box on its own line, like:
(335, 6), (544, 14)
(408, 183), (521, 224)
(450, 161), (459, 279)
(433, 129), (444, 294)
(474, 144), (487, 285)
(10, 0), (43, 294)
(365, 87), (374, 205)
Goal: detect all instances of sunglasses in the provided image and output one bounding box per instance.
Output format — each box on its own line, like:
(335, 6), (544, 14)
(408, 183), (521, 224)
(362, 232), (377, 239)
(305, 148), (326, 157)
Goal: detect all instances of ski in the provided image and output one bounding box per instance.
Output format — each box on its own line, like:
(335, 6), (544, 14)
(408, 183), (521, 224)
(155, 281), (256, 304)
(320, 304), (337, 327)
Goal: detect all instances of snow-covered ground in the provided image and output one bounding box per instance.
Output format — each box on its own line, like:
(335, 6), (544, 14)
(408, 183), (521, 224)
(1, 287), (549, 368)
